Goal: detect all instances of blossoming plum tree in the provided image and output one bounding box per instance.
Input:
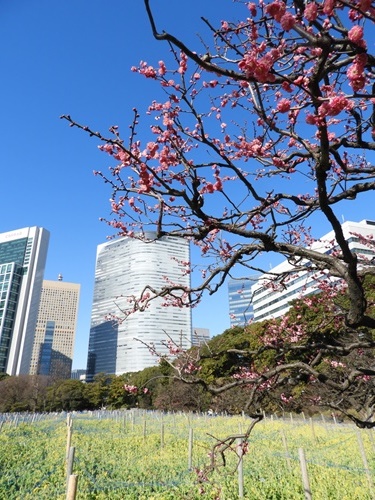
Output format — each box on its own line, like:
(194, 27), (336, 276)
(63, 0), (375, 428)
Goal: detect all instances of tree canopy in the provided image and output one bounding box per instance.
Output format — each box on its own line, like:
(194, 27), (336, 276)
(0, 274), (374, 421)
(62, 0), (375, 427)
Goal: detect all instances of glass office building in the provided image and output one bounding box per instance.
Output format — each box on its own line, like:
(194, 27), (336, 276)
(87, 232), (192, 380)
(0, 227), (49, 375)
(228, 277), (259, 326)
(0, 263), (23, 372)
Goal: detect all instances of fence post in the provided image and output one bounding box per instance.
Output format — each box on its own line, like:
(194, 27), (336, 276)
(160, 422), (164, 449)
(357, 430), (375, 497)
(367, 428), (375, 455)
(66, 422), (73, 460)
(310, 418), (317, 443)
(298, 448), (312, 500)
(237, 439), (244, 499)
(66, 474), (78, 500)
(281, 430), (292, 472)
(188, 428), (194, 470)
(66, 446), (75, 485)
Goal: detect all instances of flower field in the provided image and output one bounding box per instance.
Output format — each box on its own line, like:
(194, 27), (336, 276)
(0, 411), (374, 499)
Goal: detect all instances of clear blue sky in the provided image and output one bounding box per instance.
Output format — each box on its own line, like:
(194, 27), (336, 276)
(0, 0), (238, 369)
(1, 1), (372, 369)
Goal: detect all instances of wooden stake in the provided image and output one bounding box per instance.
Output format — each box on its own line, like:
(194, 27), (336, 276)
(66, 425), (72, 460)
(357, 430), (374, 496)
(237, 439), (244, 499)
(66, 446), (75, 481)
(298, 448), (312, 500)
(66, 474), (78, 500)
(188, 428), (193, 470)
(310, 418), (317, 443)
(368, 428), (375, 455)
(160, 422), (165, 449)
(281, 430), (292, 472)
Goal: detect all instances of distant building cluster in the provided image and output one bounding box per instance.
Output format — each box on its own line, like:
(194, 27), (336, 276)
(0, 227), (201, 380)
(71, 368), (87, 381)
(228, 219), (375, 325)
(2, 219), (373, 381)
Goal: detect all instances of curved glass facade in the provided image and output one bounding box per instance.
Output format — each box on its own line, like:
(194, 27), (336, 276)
(87, 233), (192, 379)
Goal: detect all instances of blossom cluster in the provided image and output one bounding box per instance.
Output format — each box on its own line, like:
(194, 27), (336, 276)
(123, 384), (149, 395)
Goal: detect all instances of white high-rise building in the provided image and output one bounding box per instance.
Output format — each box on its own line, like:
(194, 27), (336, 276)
(0, 227), (49, 375)
(30, 276), (80, 378)
(87, 232), (192, 379)
(252, 220), (375, 322)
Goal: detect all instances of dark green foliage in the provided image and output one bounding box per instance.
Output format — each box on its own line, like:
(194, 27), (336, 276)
(46, 379), (89, 411)
(1, 277), (374, 419)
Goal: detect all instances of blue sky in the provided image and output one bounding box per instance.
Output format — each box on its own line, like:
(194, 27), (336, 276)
(1, 1), (373, 370)
(0, 0), (242, 369)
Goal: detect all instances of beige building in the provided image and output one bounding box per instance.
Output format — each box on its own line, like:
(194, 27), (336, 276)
(30, 276), (80, 378)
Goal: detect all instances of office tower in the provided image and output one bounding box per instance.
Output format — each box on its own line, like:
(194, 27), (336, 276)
(29, 275), (80, 379)
(191, 327), (210, 347)
(0, 226), (49, 375)
(252, 220), (375, 322)
(87, 232), (192, 380)
(71, 369), (86, 381)
(228, 277), (259, 327)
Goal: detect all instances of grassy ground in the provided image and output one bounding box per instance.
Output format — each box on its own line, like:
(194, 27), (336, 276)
(0, 411), (373, 499)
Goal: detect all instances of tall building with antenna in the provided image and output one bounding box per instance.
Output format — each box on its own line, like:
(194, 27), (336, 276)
(0, 226), (49, 375)
(87, 232), (192, 380)
(30, 275), (80, 378)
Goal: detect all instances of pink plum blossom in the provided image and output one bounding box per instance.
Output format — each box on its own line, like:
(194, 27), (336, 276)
(277, 98), (291, 113)
(348, 25), (366, 48)
(304, 2), (318, 21)
(265, 1), (286, 22)
(280, 12), (295, 31)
